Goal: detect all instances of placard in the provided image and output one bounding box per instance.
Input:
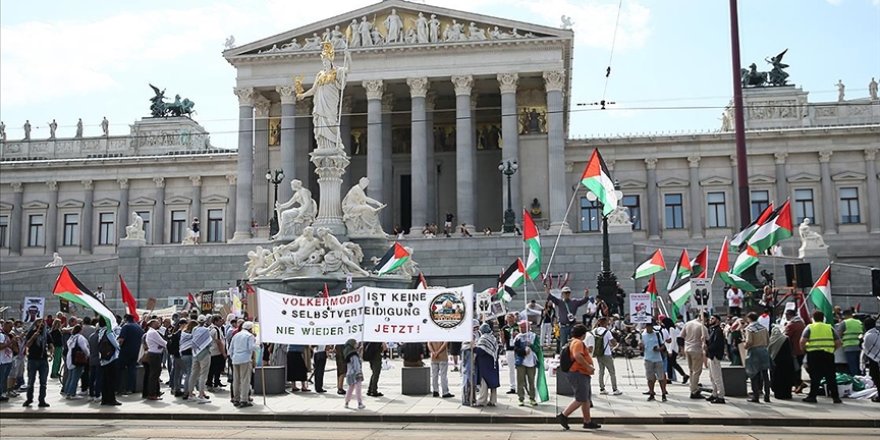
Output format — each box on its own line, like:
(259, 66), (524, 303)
(258, 288), (364, 345)
(691, 278), (712, 310)
(146, 297), (157, 311)
(628, 293), (652, 324)
(200, 290), (214, 314)
(22, 297), (45, 322)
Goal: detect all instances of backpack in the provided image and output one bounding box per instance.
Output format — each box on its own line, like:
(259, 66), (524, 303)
(98, 332), (115, 361)
(559, 344), (573, 373)
(592, 328), (606, 357)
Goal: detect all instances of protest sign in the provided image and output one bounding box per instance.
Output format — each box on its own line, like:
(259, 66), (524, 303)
(258, 288), (364, 345)
(362, 286), (473, 342)
(22, 297), (45, 322)
(200, 290), (214, 314)
(629, 293), (652, 324)
(691, 278), (712, 311)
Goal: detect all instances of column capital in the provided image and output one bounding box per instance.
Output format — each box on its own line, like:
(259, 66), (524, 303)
(117, 178), (129, 189)
(729, 154), (737, 167)
(362, 80), (384, 100)
(543, 70), (565, 93)
(276, 85), (297, 104)
(774, 152), (788, 164)
(81, 179), (93, 190)
(451, 75), (474, 96)
(226, 174), (238, 185)
(818, 150), (833, 163)
(152, 177), (165, 188)
(687, 154), (701, 168)
(865, 148), (879, 161)
(341, 96), (353, 113)
(233, 87), (257, 107)
(254, 97), (271, 118)
(406, 77), (430, 98)
(381, 93), (394, 113)
(497, 72), (519, 94)
(189, 175), (202, 187)
(46, 180), (58, 191)
(425, 92), (437, 111)
(645, 157), (658, 170)
(565, 161), (574, 173)
(11, 182), (23, 192)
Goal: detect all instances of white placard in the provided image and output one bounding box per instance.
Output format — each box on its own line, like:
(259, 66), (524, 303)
(361, 285), (474, 342)
(258, 288), (364, 345)
(629, 293), (653, 324)
(691, 278), (712, 310)
(22, 297), (45, 323)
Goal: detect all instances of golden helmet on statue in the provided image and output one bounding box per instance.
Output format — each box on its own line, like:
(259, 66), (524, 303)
(321, 41), (335, 61)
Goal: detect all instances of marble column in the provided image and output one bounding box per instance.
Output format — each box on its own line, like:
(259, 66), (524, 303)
(226, 174), (237, 242)
(865, 148), (880, 233)
(340, 96), (353, 191)
(276, 85), (297, 202)
(117, 178), (129, 243)
(253, 97), (271, 226)
(498, 73), (520, 220)
(452, 75), (475, 229)
(425, 92), (437, 224)
(408, 77), (429, 233)
(688, 155), (703, 238)
(294, 99), (312, 188)
(774, 152), (788, 204)
(10, 183), (23, 255)
(363, 80), (384, 204)
(382, 92), (394, 230)
(544, 70), (569, 232)
(730, 155), (741, 227)
(645, 158), (660, 238)
(153, 177), (165, 244)
(233, 87), (255, 241)
(190, 176), (202, 240)
(46, 180), (58, 253)
(82, 179), (94, 253)
(819, 151), (836, 234)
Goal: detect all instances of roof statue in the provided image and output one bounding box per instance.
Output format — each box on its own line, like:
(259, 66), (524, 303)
(741, 49), (790, 88)
(148, 84), (196, 118)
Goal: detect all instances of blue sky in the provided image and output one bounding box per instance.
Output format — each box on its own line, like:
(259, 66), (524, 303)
(1, 0), (878, 148)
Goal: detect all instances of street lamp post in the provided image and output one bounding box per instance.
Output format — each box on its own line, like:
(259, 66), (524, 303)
(498, 160), (518, 233)
(587, 181), (625, 315)
(265, 168), (284, 236)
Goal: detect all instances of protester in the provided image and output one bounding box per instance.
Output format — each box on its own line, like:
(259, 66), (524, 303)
(229, 321), (256, 407)
(49, 316), (64, 379)
(661, 317), (687, 383)
(769, 325), (795, 400)
(783, 309), (806, 393)
(168, 319), (185, 397)
(401, 342), (426, 367)
(342, 339), (365, 409)
(640, 320), (668, 402)
(144, 319), (166, 400)
(557, 324), (600, 430)
(546, 287), (590, 350)
(540, 300), (556, 346)
(23, 318), (52, 407)
(207, 315), (227, 391)
(743, 312), (771, 403)
(679, 312), (708, 398)
(313, 344), (328, 393)
(97, 317), (122, 406)
(334, 343), (347, 395)
(63, 325), (89, 399)
(801, 310), (842, 403)
(861, 316), (879, 403)
(500, 313), (519, 394)
(513, 320), (539, 406)
(117, 314), (144, 395)
(838, 309), (863, 376)
(705, 314), (726, 404)
(0, 321), (15, 402)
(178, 321), (197, 398)
(79, 317), (95, 395)
(286, 344), (309, 391)
(449, 341), (462, 372)
(592, 317), (621, 396)
(188, 315), (213, 403)
(474, 323), (500, 407)
(726, 286), (744, 317)
(427, 341), (453, 398)
(86, 322), (102, 402)
(363, 341), (386, 397)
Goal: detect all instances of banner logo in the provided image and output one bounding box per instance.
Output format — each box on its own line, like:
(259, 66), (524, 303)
(429, 291), (466, 329)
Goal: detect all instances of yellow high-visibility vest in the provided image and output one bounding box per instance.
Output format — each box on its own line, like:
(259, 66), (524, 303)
(805, 322), (836, 354)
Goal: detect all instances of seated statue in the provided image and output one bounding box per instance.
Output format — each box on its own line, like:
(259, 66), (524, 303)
(316, 227), (369, 276)
(181, 228), (198, 245)
(274, 179), (317, 239)
(245, 245), (273, 279)
(342, 177), (386, 237)
(258, 226), (324, 276)
(45, 252), (63, 268)
(798, 218), (827, 249)
(606, 206), (632, 226)
(124, 211), (145, 240)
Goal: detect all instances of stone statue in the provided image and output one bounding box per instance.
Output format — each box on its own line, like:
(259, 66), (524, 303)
(521, 108), (545, 134)
(348, 19), (361, 48)
(281, 38), (300, 51)
(428, 14), (440, 43)
(0, 121), (5, 141)
(798, 218), (827, 249)
(765, 49), (789, 87)
(23, 120), (31, 140)
(257, 226), (325, 276)
(836, 79), (845, 102)
(316, 227), (369, 276)
(124, 212), (146, 240)
(720, 112), (732, 131)
(297, 42), (350, 154)
(48, 119), (57, 139)
(245, 246), (272, 279)
(468, 22), (487, 40)
(560, 15), (575, 30)
(370, 26), (383, 45)
(303, 33), (322, 50)
(224, 35), (236, 50)
(322, 28), (331, 42)
(404, 28), (417, 44)
(274, 179), (317, 239)
(45, 252), (63, 268)
(490, 26), (502, 39)
(358, 17), (372, 47)
(444, 20), (464, 42)
(330, 25), (346, 49)
(181, 228), (198, 245)
(342, 177), (386, 237)
(384, 9), (404, 44)
(415, 12), (429, 44)
(741, 64), (768, 87)
(870, 77), (878, 101)
(530, 198), (542, 218)
(75, 118), (83, 138)
(606, 206), (632, 226)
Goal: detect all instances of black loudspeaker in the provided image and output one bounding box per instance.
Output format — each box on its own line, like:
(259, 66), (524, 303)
(784, 263), (813, 289)
(872, 268), (880, 298)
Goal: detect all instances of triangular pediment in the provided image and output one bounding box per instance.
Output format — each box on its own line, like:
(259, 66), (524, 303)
(0, 201), (14, 211)
(165, 195), (192, 206)
(657, 177), (689, 188)
(618, 179), (646, 189)
(57, 199), (85, 209)
(748, 174), (775, 184)
(24, 201), (49, 210)
(201, 194), (229, 204)
(787, 172), (820, 183)
(93, 198), (120, 208)
(225, 0), (571, 59)
(700, 176), (732, 186)
(831, 171), (866, 181)
(130, 197), (156, 207)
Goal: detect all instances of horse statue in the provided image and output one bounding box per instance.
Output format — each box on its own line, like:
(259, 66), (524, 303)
(148, 84), (196, 118)
(741, 64), (768, 87)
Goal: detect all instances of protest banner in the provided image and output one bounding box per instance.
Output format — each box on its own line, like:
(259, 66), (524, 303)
(22, 297), (45, 323)
(691, 278), (712, 311)
(629, 293), (652, 324)
(258, 288), (364, 345)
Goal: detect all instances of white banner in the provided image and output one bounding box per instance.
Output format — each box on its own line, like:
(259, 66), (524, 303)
(22, 297), (45, 323)
(257, 285), (474, 344)
(629, 293), (653, 324)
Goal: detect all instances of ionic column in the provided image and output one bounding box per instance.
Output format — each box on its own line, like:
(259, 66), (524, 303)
(452, 75), (475, 229)
(226, 174), (237, 242)
(152, 177), (165, 244)
(253, 97), (271, 226)
(498, 73), (520, 220)
(10, 183), (23, 255)
(425, 92), (437, 224)
(232, 87), (255, 241)
(340, 96), (353, 191)
(645, 158), (660, 238)
(294, 99), (312, 188)
(190, 176), (202, 240)
(81, 179), (94, 253)
(276, 85), (297, 202)
(688, 155), (703, 238)
(730, 155), (741, 226)
(382, 92), (394, 230)
(774, 152), (788, 204)
(363, 80), (385, 205)
(865, 148), (880, 233)
(117, 178), (129, 243)
(408, 77), (429, 232)
(819, 151), (836, 234)
(544, 70), (569, 232)
(46, 180), (58, 253)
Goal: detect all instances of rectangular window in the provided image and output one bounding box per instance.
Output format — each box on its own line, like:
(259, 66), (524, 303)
(207, 209), (224, 243)
(63, 213), (80, 246)
(28, 214), (44, 247)
(750, 190), (770, 220)
(707, 192), (727, 228)
(839, 187), (860, 224)
(98, 212), (115, 245)
(170, 210), (186, 243)
(136, 211), (151, 243)
(579, 198), (600, 232)
(664, 193), (684, 229)
(0, 215), (8, 248)
(794, 188), (815, 224)
(622, 195), (641, 230)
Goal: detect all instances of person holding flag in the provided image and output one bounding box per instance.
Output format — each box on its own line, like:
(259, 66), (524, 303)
(546, 286), (590, 350)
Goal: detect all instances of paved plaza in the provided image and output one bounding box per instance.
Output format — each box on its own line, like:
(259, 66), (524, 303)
(2, 357), (876, 427)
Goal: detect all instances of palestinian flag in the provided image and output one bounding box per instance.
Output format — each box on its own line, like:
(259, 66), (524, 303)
(374, 243), (410, 275)
(747, 200), (793, 253)
(580, 149), (619, 216)
(322, 283), (330, 300)
(667, 249), (692, 291)
(633, 249), (666, 280)
(53, 266), (116, 328)
(645, 275), (659, 302)
(499, 258), (526, 298)
(183, 292), (198, 312)
(808, 266), (833, 324)
(532, 335), (550, 402)
(731, 203), (774, 249)
(690, 246), (709, 279)
(119, 275), (140, 322)
(731, 245), (760, 275)
(713, 237), (757, 291)
(522, 209), (542, 280)
(668, 276), (693, 322)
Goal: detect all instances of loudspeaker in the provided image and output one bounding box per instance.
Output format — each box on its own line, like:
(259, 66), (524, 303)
(872, 268), (880, 298)
(784, 263), (813, 289)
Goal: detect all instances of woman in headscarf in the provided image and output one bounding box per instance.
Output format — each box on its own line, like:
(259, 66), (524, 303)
(474, 323), (500, 407)
(743, 312), (771, 403)
(342, 339), (364, 409)
(768, 325), (795, 400)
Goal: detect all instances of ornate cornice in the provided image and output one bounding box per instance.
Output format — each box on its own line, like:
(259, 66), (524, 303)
(407, 77), (430, 99)
(254, 97), (272, 118)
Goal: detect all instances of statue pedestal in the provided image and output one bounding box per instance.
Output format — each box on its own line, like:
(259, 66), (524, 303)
(607, 224), (632, 234)
(119, 238), (146, 247)
(798, 245), (829, 259)
(311, 151), (349, 237)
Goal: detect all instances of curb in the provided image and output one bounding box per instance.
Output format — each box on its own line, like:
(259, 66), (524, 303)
(3, 411), (878, 428)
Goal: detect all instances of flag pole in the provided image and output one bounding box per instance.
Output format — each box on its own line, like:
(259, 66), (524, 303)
(522, 209), (528, 310)
(545, 187), (579, 275)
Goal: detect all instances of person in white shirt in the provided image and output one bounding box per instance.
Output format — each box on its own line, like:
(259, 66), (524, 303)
(187, 315), (213, 403)
(228, 321), (256, 407)
(726, 287), (744, 317)
(63, 325), (89, 398)
(144, 319), (167, 400)
(861, 317), (879, 403)
(513, 320), (539, 406)
(593, 317), (621, 395)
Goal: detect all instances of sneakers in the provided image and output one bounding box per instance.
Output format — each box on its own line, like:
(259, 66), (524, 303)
(22, 400), (32, 407)
(801, 397), (817, 403)
(711, 398), (725, 404)
(529, 399), (537, 406)
(599, 389), (608, 395)
(689, 392), (703, 399)
(506, 389), (517, 395)
(433, 392), (440, 397)
(518, 400), (525, 406)
(612, 390), (623, 396)
(38, 401), (50, 408)
(682, 375), (690, 384)
(647, 394), (656, 401)
(583, 421), (602, 430)
(556, 413), (570, 431)
(442, 393), (455, 398)
(357, 402), (366, 409)
(337, 389), (346, 395)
